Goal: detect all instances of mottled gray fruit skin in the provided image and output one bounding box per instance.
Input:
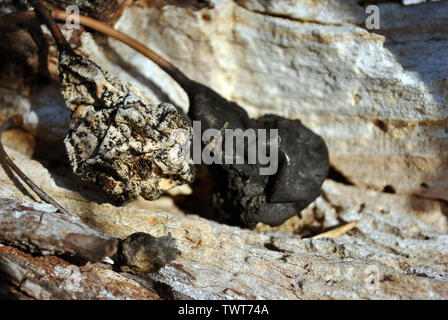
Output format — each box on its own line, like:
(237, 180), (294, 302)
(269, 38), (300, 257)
(60, 52), (194, 204)
(188, 81), (329, 229)
(116, 232), (181, 274)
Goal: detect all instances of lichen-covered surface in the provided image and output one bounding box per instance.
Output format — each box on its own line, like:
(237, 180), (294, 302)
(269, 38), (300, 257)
(60, 52), (194, 204)
(0, 0), (447, 299)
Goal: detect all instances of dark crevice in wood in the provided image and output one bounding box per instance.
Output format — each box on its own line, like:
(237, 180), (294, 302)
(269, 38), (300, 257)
(327, 166), (354, 186)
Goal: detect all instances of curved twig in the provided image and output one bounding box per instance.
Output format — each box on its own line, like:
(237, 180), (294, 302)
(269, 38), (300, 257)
(27, 0), (74, 54)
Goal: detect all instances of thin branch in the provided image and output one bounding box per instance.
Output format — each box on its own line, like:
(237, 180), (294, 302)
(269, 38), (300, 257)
(0, 197), (118, 262)
(0, 10), (36, 29)
(27, 0), (74, 54)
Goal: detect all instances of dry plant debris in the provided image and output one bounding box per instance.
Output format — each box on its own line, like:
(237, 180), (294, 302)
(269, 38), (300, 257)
(116, 232), (181, 274)
(61, 52), (194, 205)
(29, 0), (195, 204)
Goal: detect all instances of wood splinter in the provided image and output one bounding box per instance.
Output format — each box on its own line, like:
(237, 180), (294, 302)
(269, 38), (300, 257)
(312, 221), (358, 239)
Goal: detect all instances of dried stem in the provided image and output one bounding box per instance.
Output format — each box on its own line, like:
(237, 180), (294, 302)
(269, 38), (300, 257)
(0, 117), (71, 216)
(27, 0), (74, 54)
(0, 10), (36, 29)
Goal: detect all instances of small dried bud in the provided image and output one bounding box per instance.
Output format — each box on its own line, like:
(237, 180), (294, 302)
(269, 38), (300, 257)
(116, 232), (181, 274)
(59, 52), (194, 204)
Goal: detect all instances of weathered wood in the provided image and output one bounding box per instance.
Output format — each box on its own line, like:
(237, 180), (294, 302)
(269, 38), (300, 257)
(0, 147), (448, 299)
(0, 197), (117, 262)
(0, 245), (160, 299)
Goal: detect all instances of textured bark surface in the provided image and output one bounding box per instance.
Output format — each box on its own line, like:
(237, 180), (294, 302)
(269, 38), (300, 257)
(0, 245), (161, 299)
(0, 0), (447, 300)
(0, 197), (117, 261)
(0, 145), (447, 299)
(60, 51), (195, 205)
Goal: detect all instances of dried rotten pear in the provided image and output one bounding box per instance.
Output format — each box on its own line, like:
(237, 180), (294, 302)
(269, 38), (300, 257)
(60, 52), (194, 204)
(23, 0), (195, 204)
(209, 114), (329, 229)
